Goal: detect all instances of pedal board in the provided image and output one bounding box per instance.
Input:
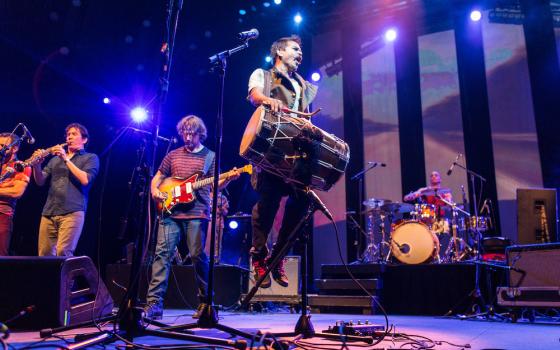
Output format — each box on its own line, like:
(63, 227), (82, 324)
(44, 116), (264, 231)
(323, 321), (385, 337)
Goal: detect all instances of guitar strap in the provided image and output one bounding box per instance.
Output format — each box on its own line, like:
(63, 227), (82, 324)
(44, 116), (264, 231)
(203, 149), (215, 176)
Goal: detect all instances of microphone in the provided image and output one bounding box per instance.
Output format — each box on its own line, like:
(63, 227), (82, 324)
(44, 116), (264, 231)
(367, 161), (387, 167)
(237, 28), (259, 41)
(306, 189), (333, 221)
(446, 153), (462, 176)
(21, 124), (35, 144)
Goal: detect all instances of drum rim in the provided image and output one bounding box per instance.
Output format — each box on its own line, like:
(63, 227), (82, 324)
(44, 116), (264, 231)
(239, 106), (266, 156)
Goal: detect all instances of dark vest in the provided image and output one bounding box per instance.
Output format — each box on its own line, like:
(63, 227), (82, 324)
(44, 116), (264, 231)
(265, 68), (318, 112)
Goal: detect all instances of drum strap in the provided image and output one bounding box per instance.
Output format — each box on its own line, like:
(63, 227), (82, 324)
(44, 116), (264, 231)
(263, 69), (272, 98)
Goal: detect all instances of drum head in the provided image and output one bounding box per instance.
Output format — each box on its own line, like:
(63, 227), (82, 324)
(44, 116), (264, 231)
(391, 221), (439, 264)
(239, 107), (265, 156)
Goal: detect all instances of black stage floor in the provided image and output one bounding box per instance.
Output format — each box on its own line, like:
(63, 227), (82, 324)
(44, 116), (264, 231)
(7, 309), (560, 349)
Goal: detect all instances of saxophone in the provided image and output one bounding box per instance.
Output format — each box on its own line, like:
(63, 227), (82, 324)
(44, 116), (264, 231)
(14, 143), (67, 172)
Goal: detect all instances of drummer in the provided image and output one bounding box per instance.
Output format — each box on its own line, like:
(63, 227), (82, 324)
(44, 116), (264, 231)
(403, 171), (453, 222)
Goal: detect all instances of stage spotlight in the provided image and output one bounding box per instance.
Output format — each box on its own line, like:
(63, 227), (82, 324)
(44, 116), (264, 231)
(470, 10), (482, 22)
(265, 55), (272, 63)
(274, 0), (281, 4)
(384, 28), (398, 42)
(130, 107), (148, 123)
(294, 13), (303, 24)
(103, 97), (111, 104)
(311, 72), (321, 82)
(228, 220), (239, 230)
(239, 9), (246, 15)
(263, 2), (271, 7)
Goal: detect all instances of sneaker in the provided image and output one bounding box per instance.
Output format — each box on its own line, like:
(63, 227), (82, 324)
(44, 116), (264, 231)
(143, 302), (163, 320)
(268, 257), (289, 287)
(192, 303), (207, 319)
(252, 258), (271, 288)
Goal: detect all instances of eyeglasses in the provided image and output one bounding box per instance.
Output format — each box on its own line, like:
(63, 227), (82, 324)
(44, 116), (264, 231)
(181, 130), (198, 137)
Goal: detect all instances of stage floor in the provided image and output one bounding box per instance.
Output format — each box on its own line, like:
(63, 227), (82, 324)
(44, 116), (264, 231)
(7, 309), (559, 349)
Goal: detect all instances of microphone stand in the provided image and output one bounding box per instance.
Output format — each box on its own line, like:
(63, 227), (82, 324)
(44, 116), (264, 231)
(446, 162), (493, 319)
(350, 162), (383, 263)
(38, 2), (246, 349)
(156, 39), (255, 342)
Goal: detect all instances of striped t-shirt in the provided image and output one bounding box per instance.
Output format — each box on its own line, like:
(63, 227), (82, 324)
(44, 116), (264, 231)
(158, 146), (215, 220)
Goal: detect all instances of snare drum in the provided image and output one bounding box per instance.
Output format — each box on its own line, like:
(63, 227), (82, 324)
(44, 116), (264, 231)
(239, 107), (350, 191)
(390, 221), (440, 264)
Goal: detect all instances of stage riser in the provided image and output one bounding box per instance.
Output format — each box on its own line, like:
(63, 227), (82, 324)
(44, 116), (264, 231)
(320, 263), (506, 315)
(105, 264), (248, 308)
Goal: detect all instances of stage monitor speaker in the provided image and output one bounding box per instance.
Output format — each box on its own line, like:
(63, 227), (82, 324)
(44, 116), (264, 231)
(506, 243), (560, 288)
(516, 188), (557, 244)
(0, 256), (113, 330)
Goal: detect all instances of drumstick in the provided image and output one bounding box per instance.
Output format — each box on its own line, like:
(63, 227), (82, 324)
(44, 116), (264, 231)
(281, 107), (322, 118)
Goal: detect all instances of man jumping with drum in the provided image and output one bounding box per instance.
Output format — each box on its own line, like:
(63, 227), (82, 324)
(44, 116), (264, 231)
(246, 35), (318, 288)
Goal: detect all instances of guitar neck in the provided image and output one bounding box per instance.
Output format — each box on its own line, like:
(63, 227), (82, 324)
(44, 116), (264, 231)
(192, 170), (235, 190)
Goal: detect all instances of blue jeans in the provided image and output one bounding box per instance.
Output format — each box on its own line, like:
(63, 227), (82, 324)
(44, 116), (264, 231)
(146, 217), (209, 306)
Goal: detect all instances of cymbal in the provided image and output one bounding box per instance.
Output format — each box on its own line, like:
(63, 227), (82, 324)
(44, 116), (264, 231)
(380, 202), (414, 214)
(363, 198), (391, 209)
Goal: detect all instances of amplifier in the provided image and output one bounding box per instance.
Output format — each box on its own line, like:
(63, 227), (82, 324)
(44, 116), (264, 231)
(248, 256), (300, 298)
(497, 287), (560, 308)
(506, 243), (560, 288)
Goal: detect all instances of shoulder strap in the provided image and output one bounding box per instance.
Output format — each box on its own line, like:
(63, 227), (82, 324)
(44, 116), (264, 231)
(263, 69), (272, 97)
(203, 149), (215, 175)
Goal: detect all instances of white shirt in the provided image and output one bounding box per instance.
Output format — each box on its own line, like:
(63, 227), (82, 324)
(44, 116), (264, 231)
(248, 68), (301, 112)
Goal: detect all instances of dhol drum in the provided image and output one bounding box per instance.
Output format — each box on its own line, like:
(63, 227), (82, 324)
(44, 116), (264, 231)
(239, 106), (350, 191)
(390, 221), (440, 264)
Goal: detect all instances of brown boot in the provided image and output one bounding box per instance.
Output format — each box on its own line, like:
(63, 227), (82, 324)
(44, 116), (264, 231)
(268, 256), (289, 287)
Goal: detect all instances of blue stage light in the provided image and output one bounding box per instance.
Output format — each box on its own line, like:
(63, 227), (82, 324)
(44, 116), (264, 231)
(229, 220), (239, 230)
(130, 107), (148, 123)
(470, 10), (482, 22)
(239, 9), (246, 15)
(274, 0), (281, 4)
(384, 28), (398, 42)
(311, 72), (321, 82)
(103, 97), (111, 104)
(265, 55), (272, 63)
(294, 13), (303, 24)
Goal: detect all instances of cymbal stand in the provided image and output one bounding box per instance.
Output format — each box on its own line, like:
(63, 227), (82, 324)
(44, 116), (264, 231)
(436, 196), (471, 262)
(350, 162), (384, 263)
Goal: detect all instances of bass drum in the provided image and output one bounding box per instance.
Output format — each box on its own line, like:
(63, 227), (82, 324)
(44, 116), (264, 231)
(239, 106), (350, 191)
(390, 221), (439, 264)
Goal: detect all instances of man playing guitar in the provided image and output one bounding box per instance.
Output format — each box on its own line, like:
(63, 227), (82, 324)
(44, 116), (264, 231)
(145, 115), (239, 320)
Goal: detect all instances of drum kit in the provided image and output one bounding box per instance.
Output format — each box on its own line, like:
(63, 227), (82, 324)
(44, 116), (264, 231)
(361, 190), (491, 265)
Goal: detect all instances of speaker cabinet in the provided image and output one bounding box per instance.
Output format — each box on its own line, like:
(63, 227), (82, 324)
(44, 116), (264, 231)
(248, 256), (300, 300)
(0, 256), (113, 330)
(506, 243), (560, 288)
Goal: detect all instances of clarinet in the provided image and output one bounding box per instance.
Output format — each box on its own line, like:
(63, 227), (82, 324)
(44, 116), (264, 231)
(14, 143), (67, 172)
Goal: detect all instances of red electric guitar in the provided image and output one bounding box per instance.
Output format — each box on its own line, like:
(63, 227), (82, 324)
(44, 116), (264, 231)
(156, 164), (252, 216)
